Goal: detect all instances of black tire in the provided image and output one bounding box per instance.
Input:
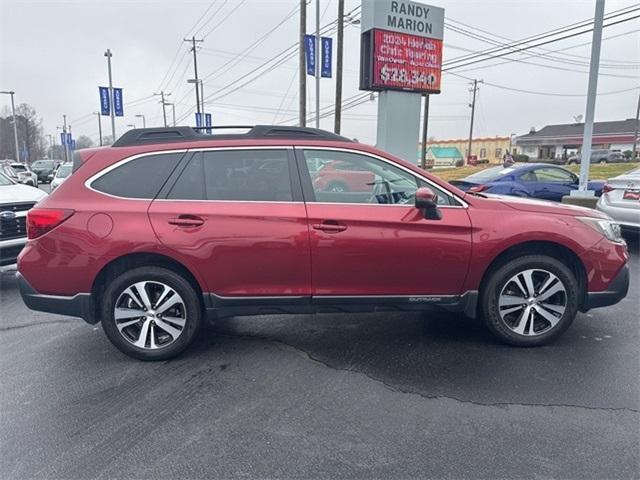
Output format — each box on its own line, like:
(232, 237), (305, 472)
(481, 255), (579, 347)
(101, 266), (202, 360)
(326, 181), (349, 193)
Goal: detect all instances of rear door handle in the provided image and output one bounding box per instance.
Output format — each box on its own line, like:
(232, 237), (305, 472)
(168, 215), (205, 227)
(312, 221), (347, 233)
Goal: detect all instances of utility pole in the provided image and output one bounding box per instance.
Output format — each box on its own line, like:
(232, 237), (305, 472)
(315, 0), (320, 128)
(334, 0), (345, 134)
(165, 102), (176, 126)
(0, 91), (20, 162)
(467, 79), (480, 165)
(104, 49), (116, 141)
(632, 90), (640, 160)
(421, 94), (430, 169)
(93, 112), (103, 146)
(184, 37), (204, 117)
(577, 0), (605, 194)
(299, 0), (307, 127)
(154, 92), (171, 127)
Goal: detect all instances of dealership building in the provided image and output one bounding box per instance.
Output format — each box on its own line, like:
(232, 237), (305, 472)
(513, 118), (639, 160)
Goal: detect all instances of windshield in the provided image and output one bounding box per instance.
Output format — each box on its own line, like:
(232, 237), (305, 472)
(11, 164), (26, 172)
(56, 164), (72, 178)
(464, 166), (515, 182)
(0, 172), (14, 186)
(33, 160), (54, 169)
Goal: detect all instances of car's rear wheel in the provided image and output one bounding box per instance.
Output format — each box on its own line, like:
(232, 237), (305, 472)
(101, 266), (202, 360)
(599, 159), (607, 164)
(481, 255), (579, 346)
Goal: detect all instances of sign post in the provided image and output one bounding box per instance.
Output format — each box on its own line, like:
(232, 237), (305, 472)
(360, 0), (444, 163)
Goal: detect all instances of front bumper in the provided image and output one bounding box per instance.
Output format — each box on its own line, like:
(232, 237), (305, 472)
(16, 272), (96, 323)
(584, 263), (630, 310)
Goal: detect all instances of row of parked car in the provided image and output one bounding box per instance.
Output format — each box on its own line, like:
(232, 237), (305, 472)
(0, 159), (72, 190)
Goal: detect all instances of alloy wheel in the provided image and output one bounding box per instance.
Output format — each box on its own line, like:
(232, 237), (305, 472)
(114, 281), (187, 349)
(498, 269), (567, 336)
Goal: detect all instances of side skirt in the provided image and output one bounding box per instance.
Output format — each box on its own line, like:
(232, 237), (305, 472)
(203, 291), (478, 321)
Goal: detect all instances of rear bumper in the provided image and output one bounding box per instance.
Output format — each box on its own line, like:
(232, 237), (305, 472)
(16, 272), (97, 323)
(584, 263), (630, 310)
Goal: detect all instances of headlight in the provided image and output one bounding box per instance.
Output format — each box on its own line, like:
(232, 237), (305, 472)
(577, 217), (624, 243)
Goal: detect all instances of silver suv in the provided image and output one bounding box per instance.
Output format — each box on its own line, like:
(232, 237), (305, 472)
(567, 150), (626, 164)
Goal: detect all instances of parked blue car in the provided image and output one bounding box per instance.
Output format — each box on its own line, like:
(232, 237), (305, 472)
(449, 163), (605, 201)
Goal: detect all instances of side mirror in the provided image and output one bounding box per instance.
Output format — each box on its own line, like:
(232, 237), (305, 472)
(415, 187), (442, 220)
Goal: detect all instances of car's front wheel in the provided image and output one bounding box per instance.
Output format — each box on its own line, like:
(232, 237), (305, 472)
(481, 255), (579, 346)
(101, 266), (202, 360)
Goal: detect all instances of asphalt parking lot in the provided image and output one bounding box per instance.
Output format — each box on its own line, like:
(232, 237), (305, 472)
(0, 236), (638, 479)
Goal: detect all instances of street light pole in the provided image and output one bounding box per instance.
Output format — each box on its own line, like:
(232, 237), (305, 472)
(104, 49), (116, 141)
(135, 114), (146, 128)
(0, 91), (21, 162)
(62, 114), (69, 164)
(576, 0), (605, 194)
(93, 112), (103, 146)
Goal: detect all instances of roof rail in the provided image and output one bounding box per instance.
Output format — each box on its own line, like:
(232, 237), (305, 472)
(112, 125), (353, 147)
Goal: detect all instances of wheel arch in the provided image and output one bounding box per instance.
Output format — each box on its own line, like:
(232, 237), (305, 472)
(90, 252), (206, 323)
(478, 240), (588, 312)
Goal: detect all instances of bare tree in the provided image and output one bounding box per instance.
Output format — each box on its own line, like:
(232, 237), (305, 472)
(75, 135), (94, 149)
(0, 103), (47, 163)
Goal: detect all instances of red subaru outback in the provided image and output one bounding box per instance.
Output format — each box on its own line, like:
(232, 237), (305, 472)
(17, 126), (629, 360)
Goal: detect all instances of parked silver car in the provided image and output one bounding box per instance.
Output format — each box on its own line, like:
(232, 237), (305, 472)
(597, 167), (640, 235)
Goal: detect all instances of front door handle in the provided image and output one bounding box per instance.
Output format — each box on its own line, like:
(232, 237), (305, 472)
(168, 214), (205, 227)
(312, 221), (347, 233)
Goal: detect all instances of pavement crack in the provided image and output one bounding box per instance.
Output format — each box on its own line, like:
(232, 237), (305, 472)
(216, 331), (640, 415)
(0, 319), (78, 332)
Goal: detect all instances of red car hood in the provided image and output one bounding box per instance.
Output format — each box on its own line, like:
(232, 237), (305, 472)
(471, 193), (609, 219)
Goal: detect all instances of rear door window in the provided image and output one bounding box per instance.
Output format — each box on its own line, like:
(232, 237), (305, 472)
(167, 149), (293, 202)
(91, 152), (183, 199)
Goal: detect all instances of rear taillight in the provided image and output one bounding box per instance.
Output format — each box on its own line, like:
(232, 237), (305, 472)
(602, 183), (614, 194)
(27, 208), (74, 239)
(469, 184), (490, 192)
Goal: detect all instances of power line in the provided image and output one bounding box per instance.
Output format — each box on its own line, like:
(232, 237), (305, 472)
(446, 14), (640, 66)
(201, 0), (247, 39)
(443, 12), (640, 72)
(444, 5), (640, 67)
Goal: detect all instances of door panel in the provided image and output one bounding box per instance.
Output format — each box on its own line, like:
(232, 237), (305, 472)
(306, 204), (472, 295)
(298, 148), (473, 296)
(148, 148), (311, 297)
(149, 201), (311, 296)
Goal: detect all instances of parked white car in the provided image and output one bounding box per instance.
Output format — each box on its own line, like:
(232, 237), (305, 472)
(597, 167), (640, 235)
(0, 171), (47, 271)
(50, 163), (72, 191)
(9, 162), (38, 187)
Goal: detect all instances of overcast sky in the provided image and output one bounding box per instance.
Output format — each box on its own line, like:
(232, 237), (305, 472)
(1, 0), (638, 147)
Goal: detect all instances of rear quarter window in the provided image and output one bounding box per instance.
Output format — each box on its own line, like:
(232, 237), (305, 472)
(91, 152), (183, 199)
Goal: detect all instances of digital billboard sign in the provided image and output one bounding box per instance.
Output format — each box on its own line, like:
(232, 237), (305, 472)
(360, 0), (444, 95)
(369, 29), (442, 93)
